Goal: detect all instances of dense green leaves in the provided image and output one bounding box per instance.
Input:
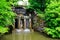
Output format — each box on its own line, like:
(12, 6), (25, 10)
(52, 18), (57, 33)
(28, 0), (46, 12)
(44, 0), (60, 38)
(0, 0), (16, 34)
(44, 27), (60, 38)
(0, 26), (8, 34)
(0, 0), (15, 26)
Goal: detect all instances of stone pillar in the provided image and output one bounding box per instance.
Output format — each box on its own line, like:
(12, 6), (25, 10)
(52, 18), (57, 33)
(18, 16), (21, 29)
(29, 14), (32, 31)
(24, 16), (26, 29)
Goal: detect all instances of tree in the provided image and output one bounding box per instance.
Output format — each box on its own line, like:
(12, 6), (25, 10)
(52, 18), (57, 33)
(44, 0), (60, 38)
(28, 0), (46, 12)
(0, 0), (16, 34)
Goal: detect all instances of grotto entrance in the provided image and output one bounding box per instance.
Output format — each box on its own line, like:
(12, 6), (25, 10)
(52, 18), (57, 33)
(12, 6), (36, 31)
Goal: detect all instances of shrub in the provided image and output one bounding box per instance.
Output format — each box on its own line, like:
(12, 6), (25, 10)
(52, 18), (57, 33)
(27, 0), (46, 12)
(0, 26), (8, 35)
(44, 0), (60, 38)
(0, 0), (16, 34)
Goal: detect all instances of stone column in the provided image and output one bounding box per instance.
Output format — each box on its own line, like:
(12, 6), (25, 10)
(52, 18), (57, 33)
(18, 16), (21, 29)
(24, 16), (26, 29)
(29, 14), (32, 31)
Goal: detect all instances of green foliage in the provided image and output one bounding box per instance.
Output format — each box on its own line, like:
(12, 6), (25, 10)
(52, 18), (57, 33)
(44, 0), (60, 38)
(8, 0), (18, 6)
(0, 26), (8, 34)
(0, 0), (16, 34)
(37, 12), (45, 19)
(27, 0), (46, 12)
(0, 0), (16, 26)
(26, 0), (46, 21)
(44, 27), (60, 38)
(56, 27), (60, 32)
